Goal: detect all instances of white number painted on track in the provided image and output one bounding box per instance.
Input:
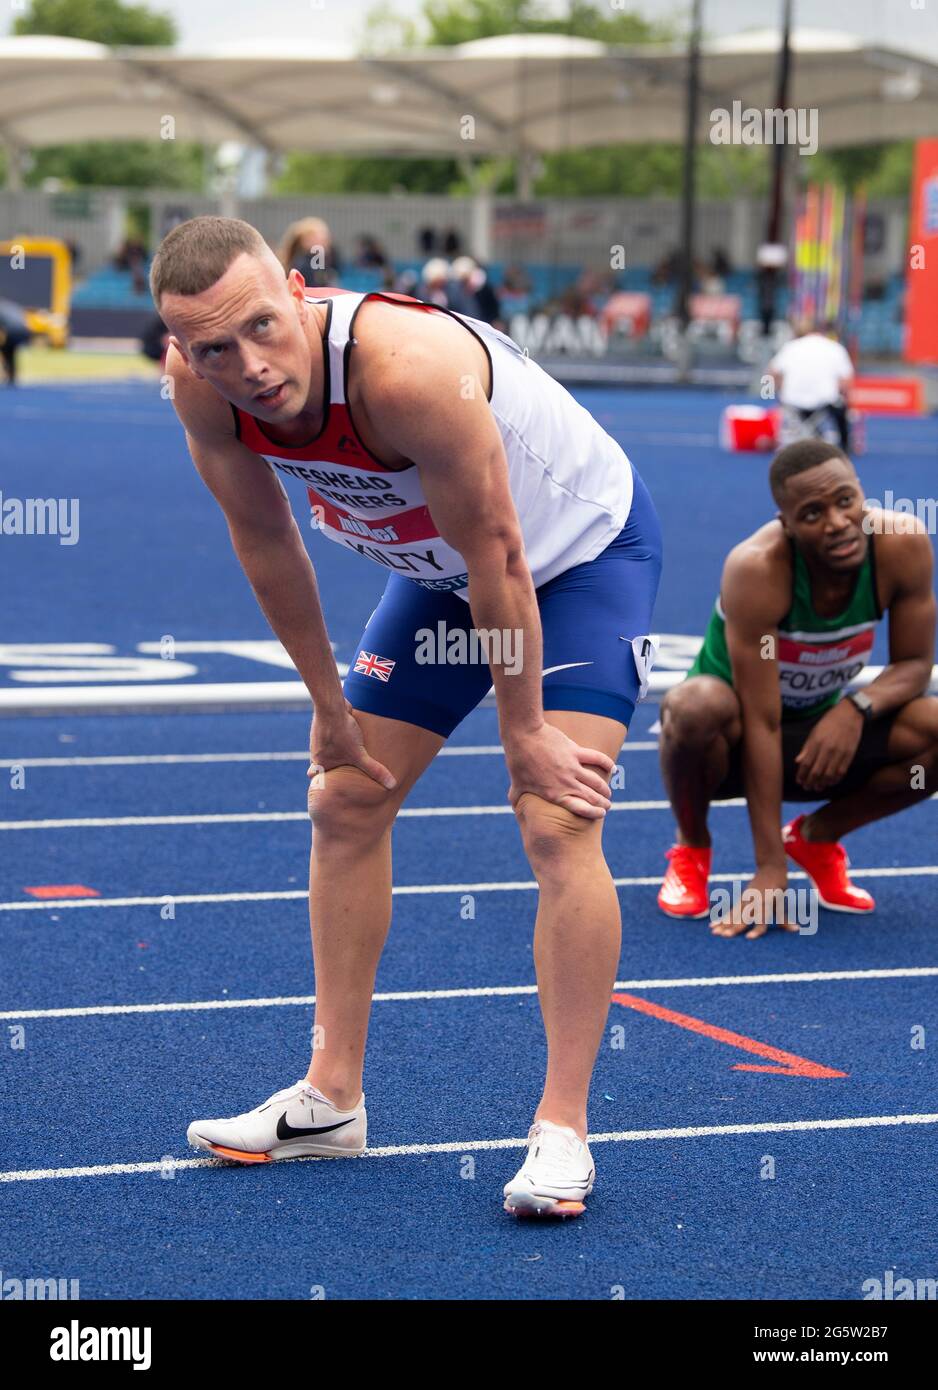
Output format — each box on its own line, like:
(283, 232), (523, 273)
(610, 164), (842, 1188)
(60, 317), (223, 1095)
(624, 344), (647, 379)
(0, 645), (198, 684)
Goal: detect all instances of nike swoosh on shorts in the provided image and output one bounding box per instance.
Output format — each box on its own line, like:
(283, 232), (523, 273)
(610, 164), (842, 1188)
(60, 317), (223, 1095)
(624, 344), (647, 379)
(542, 662), (593, 677)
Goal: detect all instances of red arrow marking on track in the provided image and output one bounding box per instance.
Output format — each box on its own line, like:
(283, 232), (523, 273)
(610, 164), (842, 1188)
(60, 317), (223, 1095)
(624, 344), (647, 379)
(24, 884), (100, 899)
(611, 992), (848, 1078)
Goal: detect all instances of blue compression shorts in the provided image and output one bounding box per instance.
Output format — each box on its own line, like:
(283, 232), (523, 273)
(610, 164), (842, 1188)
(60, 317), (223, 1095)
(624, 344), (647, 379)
(342, 460), (663, 737)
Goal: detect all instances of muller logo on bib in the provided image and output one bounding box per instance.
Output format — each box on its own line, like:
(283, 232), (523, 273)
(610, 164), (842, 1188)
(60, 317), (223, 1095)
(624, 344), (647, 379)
(777, 628), (875, 708)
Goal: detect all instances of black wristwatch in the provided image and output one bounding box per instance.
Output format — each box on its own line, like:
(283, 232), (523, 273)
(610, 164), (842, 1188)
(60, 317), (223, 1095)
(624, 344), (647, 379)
(846, 691), (875, 722)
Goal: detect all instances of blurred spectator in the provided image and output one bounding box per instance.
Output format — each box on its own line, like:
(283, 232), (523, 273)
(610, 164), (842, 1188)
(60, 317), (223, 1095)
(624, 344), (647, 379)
(278, 217), (342, 287)
(767, 317), (854, 451)
(447, 256), (501, 326)
(354, 234), (389, 270)
(548, 269), (612, 319)
(140, 311), (169, 365)
(756, 265), (780, 336)
(417, 226), (437, 255)
(0, 297), (32, 385)
(393, 267), (420, 297)
(548, 279), (592, 319)
(652, 247), (706, 290)
(755, 242), (788, 336)
(585, 268), (616, 310)
(651, 248), (681, 285)
(113, 236), (148, 293)
(700, 268), (725, 295)
(113, 236), (146, 270)
(442, 227), (463, 257)
(710, 246), (732, 279)
(416, 258), (451, 307)
(501, 264), (532, 298)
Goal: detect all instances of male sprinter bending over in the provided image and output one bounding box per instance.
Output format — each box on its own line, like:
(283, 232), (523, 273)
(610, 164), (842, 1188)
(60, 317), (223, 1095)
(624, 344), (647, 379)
(152, 217), (662, 1216)
(658, 439), (936, 937)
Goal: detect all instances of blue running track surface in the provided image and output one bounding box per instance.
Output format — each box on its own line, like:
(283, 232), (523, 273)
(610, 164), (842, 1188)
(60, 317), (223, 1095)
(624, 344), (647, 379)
(1, 382), (936, 1299)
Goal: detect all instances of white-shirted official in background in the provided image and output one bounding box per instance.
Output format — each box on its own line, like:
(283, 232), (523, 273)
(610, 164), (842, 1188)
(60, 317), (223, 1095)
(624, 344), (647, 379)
(769, 320), (855, 452)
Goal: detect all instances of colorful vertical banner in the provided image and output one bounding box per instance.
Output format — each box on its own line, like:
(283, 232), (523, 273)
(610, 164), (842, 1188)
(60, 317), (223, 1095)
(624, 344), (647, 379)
(847, 188), (866, 362)
(791, 184), (850, 331)
(904, 139), (938, 363)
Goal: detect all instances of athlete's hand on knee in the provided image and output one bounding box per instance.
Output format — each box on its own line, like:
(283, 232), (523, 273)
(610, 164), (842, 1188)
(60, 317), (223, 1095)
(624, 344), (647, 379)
(308, 701), (397, 791)
(710, 867), (798, 940)
(794, 704), (863, 792)
(504, 723), (614, 820)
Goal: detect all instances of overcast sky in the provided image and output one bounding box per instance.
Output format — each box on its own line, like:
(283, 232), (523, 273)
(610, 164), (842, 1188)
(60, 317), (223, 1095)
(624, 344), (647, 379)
(4, 0), (938, 57)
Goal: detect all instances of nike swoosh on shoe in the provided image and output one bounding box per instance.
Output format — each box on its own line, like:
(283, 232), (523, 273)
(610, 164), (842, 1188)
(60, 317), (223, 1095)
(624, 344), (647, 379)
(275, 1115), (357, 1141)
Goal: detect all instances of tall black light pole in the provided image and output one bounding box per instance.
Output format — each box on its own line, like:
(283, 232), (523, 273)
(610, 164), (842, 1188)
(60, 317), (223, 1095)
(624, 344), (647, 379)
(767, 0), (793, 246)
(677, 0), (704, 333)
(761, 0), (794, 331)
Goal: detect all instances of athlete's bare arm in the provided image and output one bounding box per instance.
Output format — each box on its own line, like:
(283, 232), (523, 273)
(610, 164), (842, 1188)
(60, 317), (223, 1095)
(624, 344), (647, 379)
(792, 517), (935, 795)
(165, 344), (393, 785)
(721, 527), (790, 871)
(350, 305), (615, 818)
(864, 514), (935, 712)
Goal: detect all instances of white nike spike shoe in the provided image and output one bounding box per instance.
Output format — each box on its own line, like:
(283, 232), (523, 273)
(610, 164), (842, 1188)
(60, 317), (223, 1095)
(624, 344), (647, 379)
(503, 1119), (595, 1217)
(187, 1080), (366, 1164)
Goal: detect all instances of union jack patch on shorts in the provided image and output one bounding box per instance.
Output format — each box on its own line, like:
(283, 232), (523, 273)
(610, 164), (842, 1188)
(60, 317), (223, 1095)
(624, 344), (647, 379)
(354, 650), (396, 682)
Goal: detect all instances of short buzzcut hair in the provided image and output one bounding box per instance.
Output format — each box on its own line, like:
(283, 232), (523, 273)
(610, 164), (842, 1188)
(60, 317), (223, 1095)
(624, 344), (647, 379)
(149, 216), (272, 308)
(769, 439), (852, 505)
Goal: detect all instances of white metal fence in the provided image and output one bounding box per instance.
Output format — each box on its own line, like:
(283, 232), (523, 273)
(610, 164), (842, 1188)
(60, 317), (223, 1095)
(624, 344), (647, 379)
(0, 187), (908, 281)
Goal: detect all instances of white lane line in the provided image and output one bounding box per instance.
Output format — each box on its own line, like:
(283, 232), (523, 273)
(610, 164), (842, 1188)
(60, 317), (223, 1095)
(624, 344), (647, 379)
(6, 793), (937, 831)
(3, 1112), (936, 1183)
(0, 811), (313, 830)
(0, 745), (661, 768)
(4, 664), (929, 716)
(2, 864), (936, 914)
(3, 966), (937, 1022)
(0, 799), (744, 831)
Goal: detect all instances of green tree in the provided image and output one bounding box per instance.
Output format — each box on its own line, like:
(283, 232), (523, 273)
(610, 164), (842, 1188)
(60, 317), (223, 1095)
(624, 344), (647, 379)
(421, 0), (670, 45)
(359, 1), (422, 55)
(29, 140), (206, 190)
(275, 154), (464, 196)
(863, 142), (914, 199)
(13, 0), (175, 45)
(277, 0), (675, 197)
(799, 142), (914, 198)
(281, 0), (913, 201)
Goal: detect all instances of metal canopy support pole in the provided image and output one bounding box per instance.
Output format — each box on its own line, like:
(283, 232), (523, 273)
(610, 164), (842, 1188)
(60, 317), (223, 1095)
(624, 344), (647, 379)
(516, 150), (537, 200)
(470, 186), (493, 264)
(4, 140), (25, 191)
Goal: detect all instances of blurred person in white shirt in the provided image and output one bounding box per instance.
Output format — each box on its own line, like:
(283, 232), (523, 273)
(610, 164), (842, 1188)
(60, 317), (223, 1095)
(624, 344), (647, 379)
(768, 319), (855, 451)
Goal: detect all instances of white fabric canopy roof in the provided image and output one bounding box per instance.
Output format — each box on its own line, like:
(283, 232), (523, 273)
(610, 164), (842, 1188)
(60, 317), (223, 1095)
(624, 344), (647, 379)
(0, 28), (935, 157)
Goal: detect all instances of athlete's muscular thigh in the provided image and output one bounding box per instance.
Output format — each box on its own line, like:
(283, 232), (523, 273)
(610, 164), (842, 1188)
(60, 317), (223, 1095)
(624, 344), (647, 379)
(541, 709), (626, 764)
(883, 695), (938, 760)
